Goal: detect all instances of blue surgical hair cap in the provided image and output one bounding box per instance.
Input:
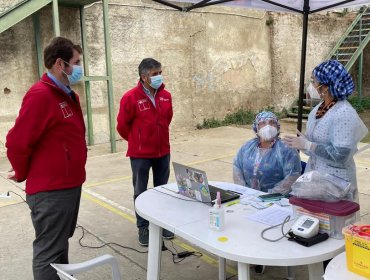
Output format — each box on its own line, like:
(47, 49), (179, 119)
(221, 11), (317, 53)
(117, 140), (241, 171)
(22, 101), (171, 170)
(313, 60), (355, 100)
(252, 111), (280, 133)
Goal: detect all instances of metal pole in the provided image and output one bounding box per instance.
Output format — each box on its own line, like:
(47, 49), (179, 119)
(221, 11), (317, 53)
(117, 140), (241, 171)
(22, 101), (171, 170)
(358, 52), (363, 101)
(102, 0), (116, 153)
(297, 0), (310, 132)
(52, 0), (60, 36)
(358, 16), (363, 102)
(32, 12), (43, 79)
(80, 7), (94, 146)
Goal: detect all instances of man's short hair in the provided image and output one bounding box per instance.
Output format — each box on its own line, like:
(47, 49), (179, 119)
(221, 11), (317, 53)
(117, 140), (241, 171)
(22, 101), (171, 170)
(138, 58), (161, 80)
(44, 37), (82, 69)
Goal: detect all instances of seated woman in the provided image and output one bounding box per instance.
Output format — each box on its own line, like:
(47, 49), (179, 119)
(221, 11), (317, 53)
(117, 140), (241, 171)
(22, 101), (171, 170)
(233, 111), (301, 194)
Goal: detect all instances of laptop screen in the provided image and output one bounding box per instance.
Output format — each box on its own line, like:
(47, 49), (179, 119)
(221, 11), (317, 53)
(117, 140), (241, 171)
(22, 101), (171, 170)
(172, 162), (212, 203)
(172, 162), (241, 204)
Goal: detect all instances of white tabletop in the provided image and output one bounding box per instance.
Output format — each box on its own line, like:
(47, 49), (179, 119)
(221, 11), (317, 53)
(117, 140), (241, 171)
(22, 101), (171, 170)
(323, 252), (368, 280)
(135, 182), (345, 280)
(175, 206), (344, 266)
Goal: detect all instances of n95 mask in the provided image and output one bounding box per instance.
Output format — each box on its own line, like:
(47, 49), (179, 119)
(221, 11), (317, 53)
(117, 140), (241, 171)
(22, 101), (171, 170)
(307, 83), (321, 99)
(257, 125), (278, 141)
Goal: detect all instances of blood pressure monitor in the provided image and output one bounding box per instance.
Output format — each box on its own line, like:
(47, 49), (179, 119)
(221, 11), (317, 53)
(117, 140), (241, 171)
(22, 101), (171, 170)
(291, 215), (320, 239)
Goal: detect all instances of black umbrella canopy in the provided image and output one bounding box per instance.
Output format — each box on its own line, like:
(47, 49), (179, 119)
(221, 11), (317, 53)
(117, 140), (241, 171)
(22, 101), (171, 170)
(153, 0), (369, 13)
(152, 0), (369, 131)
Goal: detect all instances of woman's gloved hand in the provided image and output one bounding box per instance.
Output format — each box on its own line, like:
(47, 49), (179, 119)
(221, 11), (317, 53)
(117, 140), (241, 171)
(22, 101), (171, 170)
(283, 130), (313, 151)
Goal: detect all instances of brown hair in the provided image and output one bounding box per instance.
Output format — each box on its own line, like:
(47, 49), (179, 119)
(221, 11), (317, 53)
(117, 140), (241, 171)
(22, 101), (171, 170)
(43, 37), (82, 69)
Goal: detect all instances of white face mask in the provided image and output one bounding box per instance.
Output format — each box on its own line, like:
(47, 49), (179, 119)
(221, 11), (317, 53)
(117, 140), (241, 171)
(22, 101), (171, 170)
(257, 125), (278, 141)
(306, 83), (321, 99)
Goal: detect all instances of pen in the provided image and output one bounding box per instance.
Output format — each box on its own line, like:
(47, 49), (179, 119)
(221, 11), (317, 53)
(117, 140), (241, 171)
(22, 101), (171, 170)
(226, 200), (240, 207)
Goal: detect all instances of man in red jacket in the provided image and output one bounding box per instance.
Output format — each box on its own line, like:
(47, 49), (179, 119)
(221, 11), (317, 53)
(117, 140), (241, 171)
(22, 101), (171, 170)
(6, 37), (87, 280)
(117, 58), (174, 246)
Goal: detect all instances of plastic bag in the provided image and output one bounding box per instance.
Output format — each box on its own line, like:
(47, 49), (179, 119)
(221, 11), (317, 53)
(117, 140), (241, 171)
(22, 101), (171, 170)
(290, 171), (353, 201)
(270, 175), (300, 195)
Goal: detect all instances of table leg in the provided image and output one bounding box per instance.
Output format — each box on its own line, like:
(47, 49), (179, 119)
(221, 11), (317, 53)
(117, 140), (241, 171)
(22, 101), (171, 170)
(238, 262), (250, 280)
(308, 262), (324, 280)
(287, 266), (295, 280)
(147, 223), (162, 280)
(218, 257), (226, 280)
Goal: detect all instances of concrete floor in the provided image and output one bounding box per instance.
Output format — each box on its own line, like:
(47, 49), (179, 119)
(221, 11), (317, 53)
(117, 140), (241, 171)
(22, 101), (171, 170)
(1, 125), (369, 280)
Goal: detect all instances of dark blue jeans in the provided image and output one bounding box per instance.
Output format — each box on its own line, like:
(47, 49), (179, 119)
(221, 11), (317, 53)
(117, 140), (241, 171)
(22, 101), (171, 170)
(130, 154), (170, 229)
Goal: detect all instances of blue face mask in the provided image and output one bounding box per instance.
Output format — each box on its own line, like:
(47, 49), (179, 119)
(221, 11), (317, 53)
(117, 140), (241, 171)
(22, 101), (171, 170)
(62, 61), (83, 85)
(150, 75), (163, 89)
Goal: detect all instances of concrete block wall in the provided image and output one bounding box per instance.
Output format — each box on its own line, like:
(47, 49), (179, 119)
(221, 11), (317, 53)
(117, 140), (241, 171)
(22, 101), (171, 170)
(0, 0), (366, 146)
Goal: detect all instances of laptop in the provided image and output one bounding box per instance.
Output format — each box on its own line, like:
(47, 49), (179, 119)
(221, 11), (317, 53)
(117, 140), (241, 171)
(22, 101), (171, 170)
(172, 162), (240, 205)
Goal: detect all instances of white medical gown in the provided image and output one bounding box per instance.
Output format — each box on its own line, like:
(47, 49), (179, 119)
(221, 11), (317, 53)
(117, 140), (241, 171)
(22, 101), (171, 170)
(233, 138), (301, 193)
(305, 100), (368, 201)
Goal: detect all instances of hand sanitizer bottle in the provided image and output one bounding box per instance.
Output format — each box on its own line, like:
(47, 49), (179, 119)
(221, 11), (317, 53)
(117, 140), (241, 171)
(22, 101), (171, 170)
(209, 191), (225, 231)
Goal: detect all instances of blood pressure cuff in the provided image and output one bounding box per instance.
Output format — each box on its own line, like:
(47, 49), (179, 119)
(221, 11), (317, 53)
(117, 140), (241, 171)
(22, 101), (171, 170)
(288, 232), (329, 247)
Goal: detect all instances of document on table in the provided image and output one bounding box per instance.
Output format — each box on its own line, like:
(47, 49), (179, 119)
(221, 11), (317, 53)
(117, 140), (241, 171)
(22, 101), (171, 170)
(247, 204), (293, 226)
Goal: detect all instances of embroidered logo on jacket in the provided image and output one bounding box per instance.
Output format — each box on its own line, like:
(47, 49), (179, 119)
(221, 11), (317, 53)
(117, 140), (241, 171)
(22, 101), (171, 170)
(138, 99), (151, 111)
(59, 102), (73, 118)
(160, 97), (169, 102)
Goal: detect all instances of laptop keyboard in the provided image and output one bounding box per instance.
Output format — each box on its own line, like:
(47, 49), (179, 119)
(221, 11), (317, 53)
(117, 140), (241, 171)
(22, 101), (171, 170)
(208, 184), (240, 204)
(209, 184), (230, 200)
(209, 187), (217, 201)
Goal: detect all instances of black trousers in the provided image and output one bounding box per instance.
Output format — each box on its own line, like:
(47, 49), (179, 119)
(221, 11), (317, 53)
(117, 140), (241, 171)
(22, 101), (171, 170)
(130, 154), (170, 229)
(26, 187), (81, 280)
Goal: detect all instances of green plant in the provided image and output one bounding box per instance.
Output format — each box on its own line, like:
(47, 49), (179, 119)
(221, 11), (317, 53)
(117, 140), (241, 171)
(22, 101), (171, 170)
(348, 96), (370, 113)
(265, 17), (273, 26)
(337, 8), (348, 17)
(196, 107), (287, 129)
(196, 118), (223, 129)
(223, 108), (255, 125)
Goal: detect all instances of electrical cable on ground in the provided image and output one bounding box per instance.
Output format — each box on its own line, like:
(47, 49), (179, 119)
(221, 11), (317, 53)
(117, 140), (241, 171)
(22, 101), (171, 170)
(6, 190), (26, 202)
(166, 239), (203, 264)
(76, 225), (148, 254)
(77, 225), (203, 264)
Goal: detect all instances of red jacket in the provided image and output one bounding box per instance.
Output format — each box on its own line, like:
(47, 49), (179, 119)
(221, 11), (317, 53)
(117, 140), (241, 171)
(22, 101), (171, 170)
(117, 81), (173, 158)
(6, 74), (87, 194)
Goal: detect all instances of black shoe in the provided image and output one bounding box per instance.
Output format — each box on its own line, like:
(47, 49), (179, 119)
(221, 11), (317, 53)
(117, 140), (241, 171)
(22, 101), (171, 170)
(254, 265), (266, 275)
(138, 227), (149, 246)
(162, 229), (174, 239)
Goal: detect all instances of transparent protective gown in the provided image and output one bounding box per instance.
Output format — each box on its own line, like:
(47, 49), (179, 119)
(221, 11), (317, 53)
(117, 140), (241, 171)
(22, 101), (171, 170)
(233, 138), (301, 193)
(305, 100), (368, 201)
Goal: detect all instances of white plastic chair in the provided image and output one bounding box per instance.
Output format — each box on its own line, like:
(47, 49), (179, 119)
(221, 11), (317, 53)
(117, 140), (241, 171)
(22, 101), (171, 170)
(50, 254), (121, 280)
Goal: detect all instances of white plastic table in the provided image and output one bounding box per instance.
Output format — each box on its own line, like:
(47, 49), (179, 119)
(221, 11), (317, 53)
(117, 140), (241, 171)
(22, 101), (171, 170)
(135, 182), (345, 280)
(323, 252), (368, 280)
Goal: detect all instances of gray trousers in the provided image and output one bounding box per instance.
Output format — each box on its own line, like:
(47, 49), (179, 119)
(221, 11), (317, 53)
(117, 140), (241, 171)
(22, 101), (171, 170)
(26, 187), (81, 280)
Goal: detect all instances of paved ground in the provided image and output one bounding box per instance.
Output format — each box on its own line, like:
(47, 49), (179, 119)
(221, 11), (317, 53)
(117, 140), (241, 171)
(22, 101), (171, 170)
(0, 125), (369, 280)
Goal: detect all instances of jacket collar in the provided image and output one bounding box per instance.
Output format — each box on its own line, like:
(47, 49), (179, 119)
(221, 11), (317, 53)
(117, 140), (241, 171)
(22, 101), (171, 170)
(40, 73), (80, 104)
